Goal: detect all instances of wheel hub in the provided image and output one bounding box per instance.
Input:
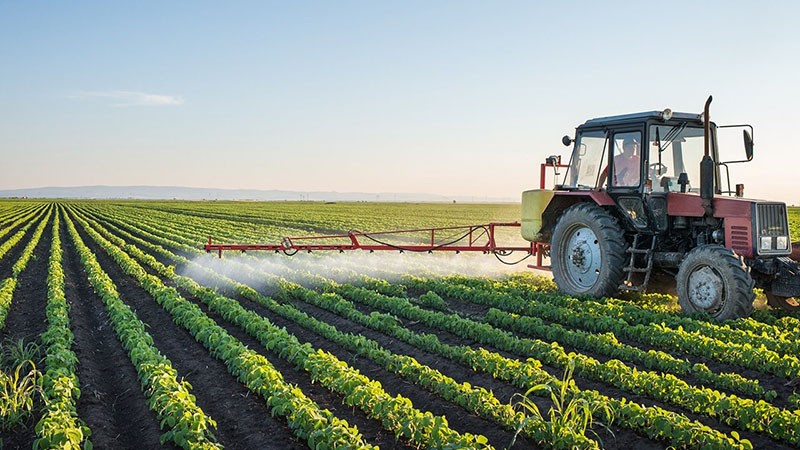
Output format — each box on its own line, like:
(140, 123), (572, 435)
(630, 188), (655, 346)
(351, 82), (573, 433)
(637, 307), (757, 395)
(687, 266), (724, 310)
(571, 246), (587, 267)
(565, 226), (601, 289)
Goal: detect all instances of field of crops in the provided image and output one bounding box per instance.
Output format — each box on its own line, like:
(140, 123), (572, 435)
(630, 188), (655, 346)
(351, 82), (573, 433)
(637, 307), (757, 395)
(1, 200), (800, 450)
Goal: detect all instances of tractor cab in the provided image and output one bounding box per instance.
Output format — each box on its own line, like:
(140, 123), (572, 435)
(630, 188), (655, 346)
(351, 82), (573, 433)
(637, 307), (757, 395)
(561, 110), (753, 195)
(562, 108), (756, 195)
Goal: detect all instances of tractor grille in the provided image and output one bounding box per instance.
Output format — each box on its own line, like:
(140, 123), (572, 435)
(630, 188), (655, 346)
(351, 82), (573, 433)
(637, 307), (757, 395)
(755, 203), (790, 256)
(756, 203), (789, 236)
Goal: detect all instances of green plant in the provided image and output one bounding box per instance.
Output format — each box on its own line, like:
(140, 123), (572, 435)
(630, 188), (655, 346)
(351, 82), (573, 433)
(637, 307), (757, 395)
(1, 338), (43, 370)
(0, 360), (43, 430)
(789, 392), (800, 410)
(509, 358), (613, 449)
(416, 291), (448, 310)
(64, 212), (221, 450)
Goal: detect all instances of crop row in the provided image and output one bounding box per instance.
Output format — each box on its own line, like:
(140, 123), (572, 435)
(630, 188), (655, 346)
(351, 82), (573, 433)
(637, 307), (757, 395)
(405, 278), (771, 399)
(0, 203), (49, 245)
(0, 205), (50, 268)
(78, 203), (797, 387)
(450, 274), (800, 355)
(280, 281), (753, 449)
(70, 205), (497, 449)
(0, 206), (53, 329)
(328, 283), (800, 445)
(143, 235), (753, 447)
(63, 210), (222, 449)
(34, 207), (91, 450)
(410, 276), (800, 382)
(0, 204), (40, 231)
(67, 208), (381, 450)
(75, 205), (755, 450)
(87, 210), (599, 449)
(78, 207), (781, 397)
(118, 200), (521, 241)
(72, 204), (800, 446)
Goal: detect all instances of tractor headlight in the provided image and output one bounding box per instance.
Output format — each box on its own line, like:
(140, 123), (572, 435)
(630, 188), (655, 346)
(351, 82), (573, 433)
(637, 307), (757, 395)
(760, 236), (773, 251)
(777, 236), (789, 250)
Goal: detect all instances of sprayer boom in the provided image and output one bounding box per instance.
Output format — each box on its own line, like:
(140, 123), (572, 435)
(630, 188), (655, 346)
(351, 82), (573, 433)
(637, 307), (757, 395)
(205, 222), (540, 260)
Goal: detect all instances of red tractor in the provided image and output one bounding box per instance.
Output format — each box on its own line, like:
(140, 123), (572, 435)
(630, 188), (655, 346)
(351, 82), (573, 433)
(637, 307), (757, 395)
(522, 96), (800, 320)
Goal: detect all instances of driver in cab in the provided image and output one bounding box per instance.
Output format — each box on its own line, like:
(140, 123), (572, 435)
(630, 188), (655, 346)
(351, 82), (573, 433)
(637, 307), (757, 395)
(614, 136), (641, 187)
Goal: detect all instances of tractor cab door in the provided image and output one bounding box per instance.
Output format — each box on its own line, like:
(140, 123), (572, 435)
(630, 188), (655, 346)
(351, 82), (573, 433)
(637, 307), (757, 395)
(641, 124), (712, 233)
(606, 130), (659, 231)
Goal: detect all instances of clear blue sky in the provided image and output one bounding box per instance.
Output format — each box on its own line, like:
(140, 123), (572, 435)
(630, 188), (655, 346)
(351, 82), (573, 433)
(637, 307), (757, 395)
(2, 1), (799, 202)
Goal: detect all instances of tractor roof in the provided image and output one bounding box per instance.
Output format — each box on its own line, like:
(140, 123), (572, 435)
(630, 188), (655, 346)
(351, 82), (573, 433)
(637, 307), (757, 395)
(579, 111), (703, 128)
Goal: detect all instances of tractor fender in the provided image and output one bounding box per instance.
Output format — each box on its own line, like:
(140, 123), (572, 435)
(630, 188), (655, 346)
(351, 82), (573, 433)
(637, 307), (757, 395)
(792, 242), (800, 263)
(539, 191), (615, 242)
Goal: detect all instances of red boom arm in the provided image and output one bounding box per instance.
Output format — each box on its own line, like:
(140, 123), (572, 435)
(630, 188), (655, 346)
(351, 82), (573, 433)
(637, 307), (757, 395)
(205, 222), (543, 263)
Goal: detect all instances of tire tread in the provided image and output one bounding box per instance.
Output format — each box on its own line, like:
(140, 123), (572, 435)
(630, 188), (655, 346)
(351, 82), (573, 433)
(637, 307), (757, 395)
(676, 245), (754, 320)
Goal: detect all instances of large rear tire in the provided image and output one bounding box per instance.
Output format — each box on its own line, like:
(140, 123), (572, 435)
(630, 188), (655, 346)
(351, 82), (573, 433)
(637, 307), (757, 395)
(676, 245), (754, 320)
(550, 203), (626, 298)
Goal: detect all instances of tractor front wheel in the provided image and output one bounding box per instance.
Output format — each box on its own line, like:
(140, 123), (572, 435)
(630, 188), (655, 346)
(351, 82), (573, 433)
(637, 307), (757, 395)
(550, 203), (626, 298)
(676, 245), (754, 320)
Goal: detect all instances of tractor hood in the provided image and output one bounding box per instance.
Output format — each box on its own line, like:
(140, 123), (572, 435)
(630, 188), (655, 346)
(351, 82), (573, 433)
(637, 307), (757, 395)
(667, 193), (791, 259)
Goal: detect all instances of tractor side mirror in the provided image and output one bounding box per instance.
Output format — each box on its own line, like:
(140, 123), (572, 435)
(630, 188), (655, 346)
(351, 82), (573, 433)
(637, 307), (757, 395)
(562, 135), (573, 146)
(743, 130), (754, 161)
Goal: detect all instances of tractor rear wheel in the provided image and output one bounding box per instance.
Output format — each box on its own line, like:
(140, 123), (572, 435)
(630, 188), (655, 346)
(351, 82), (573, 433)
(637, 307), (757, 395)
(766, 293), (800, 312)
(550, 203), (626, 298)
(676, 245), (754, 320)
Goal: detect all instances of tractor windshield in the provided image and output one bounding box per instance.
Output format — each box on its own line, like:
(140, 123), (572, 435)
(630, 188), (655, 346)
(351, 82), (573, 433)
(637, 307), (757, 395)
(562, 130), (607, 189)
(647, 124), (707, 193)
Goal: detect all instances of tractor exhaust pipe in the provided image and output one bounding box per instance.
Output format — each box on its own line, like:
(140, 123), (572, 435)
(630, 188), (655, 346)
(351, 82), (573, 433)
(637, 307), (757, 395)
(701, 95), (715, 218)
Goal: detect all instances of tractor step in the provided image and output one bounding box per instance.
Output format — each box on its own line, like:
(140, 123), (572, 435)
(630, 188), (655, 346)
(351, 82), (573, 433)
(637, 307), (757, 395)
(619, 233), (657, 292)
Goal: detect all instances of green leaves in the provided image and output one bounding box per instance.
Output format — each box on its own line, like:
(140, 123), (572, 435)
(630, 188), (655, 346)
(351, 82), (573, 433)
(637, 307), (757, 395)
(0, 359), (43, 431)
(63, 210), (221, 450)
(69, 208), (376, 450)
(339, 280), (754, 449)
(0, 206), (53, 328)
(45, 200), (800, 450)
(34, 206), (93, 450)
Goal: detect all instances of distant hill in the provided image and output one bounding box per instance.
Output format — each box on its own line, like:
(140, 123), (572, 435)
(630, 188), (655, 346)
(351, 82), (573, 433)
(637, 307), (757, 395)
(0, 186), (517, 203)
